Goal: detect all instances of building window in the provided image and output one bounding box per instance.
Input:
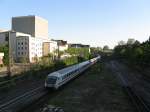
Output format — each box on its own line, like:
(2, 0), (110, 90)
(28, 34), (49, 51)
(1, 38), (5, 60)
(21, 42), (23, 45)
(21, 52), (23, 55)
(18, 42), (20, 45)
(25, 47), (27, 50)
(18, 47), (20, 50)
(21, 47), (23, 50)
(18, 52), (20, 55)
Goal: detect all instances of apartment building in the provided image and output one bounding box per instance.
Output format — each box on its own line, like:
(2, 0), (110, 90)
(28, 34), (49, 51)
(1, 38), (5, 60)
(16, 35), (47, 62)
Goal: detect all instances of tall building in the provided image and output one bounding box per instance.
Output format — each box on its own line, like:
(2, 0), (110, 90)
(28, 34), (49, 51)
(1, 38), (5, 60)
(12, 15), (49, 39)
(0, 15), (58, 63)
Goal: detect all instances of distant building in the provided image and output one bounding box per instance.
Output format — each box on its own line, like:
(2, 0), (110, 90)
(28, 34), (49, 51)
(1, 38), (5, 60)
(69, 43), (90, 48)
(12, 15), (49, 39)
(0, 53), (4, 65)
(69, 43), (90, 53)
(43, 41), (58, 56)
(53, 40), (68, 51)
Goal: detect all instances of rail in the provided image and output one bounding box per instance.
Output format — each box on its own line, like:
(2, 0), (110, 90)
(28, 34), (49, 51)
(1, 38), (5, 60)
(111, 62), (150, 112)
(0, 74), (29, 90)
(0, 86), (47, 112)
(124, 86), (150, 112)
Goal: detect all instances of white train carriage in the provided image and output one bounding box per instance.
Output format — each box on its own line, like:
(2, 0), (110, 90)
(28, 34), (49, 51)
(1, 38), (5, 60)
(45, 60), (90, 89)
(90, 55), (101, 65)
(45, 56), (100, 89)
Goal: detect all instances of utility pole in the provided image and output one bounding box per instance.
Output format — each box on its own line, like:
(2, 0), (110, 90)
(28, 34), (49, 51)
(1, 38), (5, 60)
(7, 31), (11, 77)
(57, 42), (60, 60)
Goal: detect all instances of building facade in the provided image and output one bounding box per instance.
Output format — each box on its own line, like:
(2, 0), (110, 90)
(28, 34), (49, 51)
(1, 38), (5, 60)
(0, 30), (58, 63)
(53, 40), (68, 51)
(12, 16), (49, 39)
(43, 41), (57, 56)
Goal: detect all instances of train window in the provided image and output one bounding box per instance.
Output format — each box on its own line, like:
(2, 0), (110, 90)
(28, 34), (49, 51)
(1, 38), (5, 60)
(47, 76), (57, 84)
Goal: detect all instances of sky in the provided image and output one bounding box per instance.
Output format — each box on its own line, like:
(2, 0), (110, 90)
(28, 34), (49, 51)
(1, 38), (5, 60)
(1, 0), (150, 48)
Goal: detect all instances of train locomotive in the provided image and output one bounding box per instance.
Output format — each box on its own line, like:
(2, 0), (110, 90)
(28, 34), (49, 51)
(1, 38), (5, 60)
(45, 56), (100, 89)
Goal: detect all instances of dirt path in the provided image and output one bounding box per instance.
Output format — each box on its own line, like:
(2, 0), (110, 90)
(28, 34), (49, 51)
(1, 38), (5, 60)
(46, 61), (135, 112)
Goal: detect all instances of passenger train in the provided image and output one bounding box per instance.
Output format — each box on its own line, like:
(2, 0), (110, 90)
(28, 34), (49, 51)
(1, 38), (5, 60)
(45, 56), (100, 89)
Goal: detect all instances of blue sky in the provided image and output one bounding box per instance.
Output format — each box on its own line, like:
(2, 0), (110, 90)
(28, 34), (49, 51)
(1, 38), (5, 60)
(1, 0), (150, 48)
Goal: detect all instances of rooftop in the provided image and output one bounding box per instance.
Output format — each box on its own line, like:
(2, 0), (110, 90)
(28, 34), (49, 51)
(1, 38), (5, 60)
(12, 15), (48, 22)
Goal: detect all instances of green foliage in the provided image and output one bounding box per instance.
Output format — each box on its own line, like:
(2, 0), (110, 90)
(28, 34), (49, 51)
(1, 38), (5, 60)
(114, 38), (150, 67)
(0, 45), (9, 65)
(90, 47), (102, 56)
(19, 57), (28, 63)
(66, 48), (90, 60)
(63, 56), (78, 65)
(54, 60), (66, 70)
(103, 45), (109, 51)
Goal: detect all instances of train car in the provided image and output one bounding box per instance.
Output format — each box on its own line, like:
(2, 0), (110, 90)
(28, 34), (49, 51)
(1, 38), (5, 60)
(90, 55), (101, 65)
(45, 56), (100, 89)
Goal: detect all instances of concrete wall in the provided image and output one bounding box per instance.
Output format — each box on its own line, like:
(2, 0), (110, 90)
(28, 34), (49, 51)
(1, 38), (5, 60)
(43, 42), (50, 56)
(35, 16), (48, 39)
(59, 44), (68, 51)
(0, 33), (8, 46)
(12, 16), (35, 37)
(12, 16), (48, 39)
(43, 41), (57, 56)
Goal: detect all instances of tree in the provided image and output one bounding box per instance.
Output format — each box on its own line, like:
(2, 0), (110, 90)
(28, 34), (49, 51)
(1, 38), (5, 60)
(127, 38), (135, 45)
(114, 37), (150, 68)
(133, 40), (140, 46)
(20, 57), (28, 63)
(118, 40), (126, 45)
(103, 45), (109, 51)
(66, 48), (90, 60)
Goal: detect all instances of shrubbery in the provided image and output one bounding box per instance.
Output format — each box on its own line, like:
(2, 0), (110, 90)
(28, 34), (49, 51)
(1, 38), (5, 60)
(113, 38), (150, 67)
(65, 48), (90, 60)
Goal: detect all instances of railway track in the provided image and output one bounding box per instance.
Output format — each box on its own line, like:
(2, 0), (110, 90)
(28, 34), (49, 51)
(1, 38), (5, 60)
(110, 61), (150, 112)
(0, 86), (48, 112)
(124, 86), (150, 112)
(0, 57), (99, 112)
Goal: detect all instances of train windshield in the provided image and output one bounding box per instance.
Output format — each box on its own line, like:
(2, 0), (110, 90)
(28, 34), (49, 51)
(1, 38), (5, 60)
(47, 76), (57, 84)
